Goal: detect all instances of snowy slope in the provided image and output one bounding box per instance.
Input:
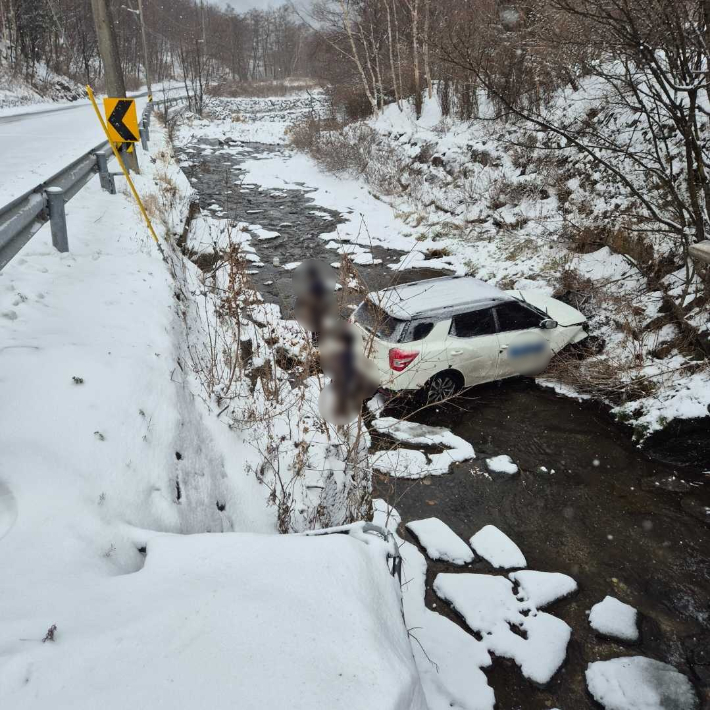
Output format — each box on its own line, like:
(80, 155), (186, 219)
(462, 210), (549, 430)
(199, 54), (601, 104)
(1, 532), (425, 710)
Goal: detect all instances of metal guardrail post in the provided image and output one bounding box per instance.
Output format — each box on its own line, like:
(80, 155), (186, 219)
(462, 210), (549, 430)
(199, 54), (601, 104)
(45, 187), (68, 253)
(95, 151), (116, 194)
(140, 126), (149, 151)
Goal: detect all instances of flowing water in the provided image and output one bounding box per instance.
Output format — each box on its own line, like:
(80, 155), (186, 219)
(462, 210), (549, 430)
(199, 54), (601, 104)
(176, 136), (710, 709)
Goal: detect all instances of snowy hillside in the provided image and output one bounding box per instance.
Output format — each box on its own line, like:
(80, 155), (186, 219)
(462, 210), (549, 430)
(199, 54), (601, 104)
(295, 88), (710, 444)
(0, 61), (84, 112)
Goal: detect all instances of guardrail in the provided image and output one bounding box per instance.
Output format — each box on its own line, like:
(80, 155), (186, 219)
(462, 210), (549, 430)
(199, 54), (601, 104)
(0, 94), (187, 272)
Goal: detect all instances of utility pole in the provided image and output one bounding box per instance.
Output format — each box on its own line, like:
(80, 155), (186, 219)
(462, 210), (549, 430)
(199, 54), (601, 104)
(90, 0), (126, 97)
(136, 0), (152, 100)
(90, 0), (139, 172)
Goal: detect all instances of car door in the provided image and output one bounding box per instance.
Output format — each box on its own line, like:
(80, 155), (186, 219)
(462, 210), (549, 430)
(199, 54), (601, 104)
(444, 308), (501, 386)
(494, 300), (552, 379)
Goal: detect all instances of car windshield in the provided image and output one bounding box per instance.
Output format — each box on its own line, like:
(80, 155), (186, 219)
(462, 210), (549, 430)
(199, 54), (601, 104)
(354, 299), (405, 341)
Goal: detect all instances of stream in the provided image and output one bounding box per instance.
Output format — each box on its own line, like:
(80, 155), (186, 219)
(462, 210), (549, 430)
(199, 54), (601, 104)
(176, 135), (710, 709)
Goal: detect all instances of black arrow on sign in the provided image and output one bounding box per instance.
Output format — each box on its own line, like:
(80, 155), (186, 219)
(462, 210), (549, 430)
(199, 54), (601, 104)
(108, 100), (138, 142)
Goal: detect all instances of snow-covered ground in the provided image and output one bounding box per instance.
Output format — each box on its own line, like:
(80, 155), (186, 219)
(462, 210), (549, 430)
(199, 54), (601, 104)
(2, 531), (426, 709)
(3, 86), (702, 708)
(0, 119), (427, 708)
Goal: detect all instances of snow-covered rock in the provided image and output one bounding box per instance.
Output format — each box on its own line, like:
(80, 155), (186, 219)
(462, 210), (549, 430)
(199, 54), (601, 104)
(370, 417), (475, 478)
(469, 525), (527, 569)
(373, 502), (496, 710)
(373, 417), (475, 458)
(586, 657), (697, 710)
(406, 517), (474, 565)
(485, 455), (519, 475)
(589, 596), (639, 642)
(509, 570), (577, 608)
(434, 573), (571, 685)
(434, 574), (522, 634)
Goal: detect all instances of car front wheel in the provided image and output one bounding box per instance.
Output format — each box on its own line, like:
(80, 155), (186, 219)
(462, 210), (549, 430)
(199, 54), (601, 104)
(425, 371), (463, 405)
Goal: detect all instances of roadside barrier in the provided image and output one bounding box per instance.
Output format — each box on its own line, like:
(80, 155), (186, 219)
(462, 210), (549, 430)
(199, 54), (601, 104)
(0, 94), (187, 271)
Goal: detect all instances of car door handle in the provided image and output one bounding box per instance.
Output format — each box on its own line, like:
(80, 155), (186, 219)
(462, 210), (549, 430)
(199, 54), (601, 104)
(499, 345), (509, 352)
(450, 350), (463, 356)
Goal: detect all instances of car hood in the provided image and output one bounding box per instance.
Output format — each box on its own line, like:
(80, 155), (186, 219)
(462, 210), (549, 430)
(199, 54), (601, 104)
(507, 291), (587, 327)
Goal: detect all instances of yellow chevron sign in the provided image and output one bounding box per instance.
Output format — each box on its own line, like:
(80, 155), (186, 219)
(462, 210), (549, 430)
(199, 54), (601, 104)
(103, 97), (139, 143)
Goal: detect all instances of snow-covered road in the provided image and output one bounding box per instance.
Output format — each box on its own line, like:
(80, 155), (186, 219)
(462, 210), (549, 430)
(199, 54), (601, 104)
(0, 85), (185, 205)
(0, 96), (148, 205)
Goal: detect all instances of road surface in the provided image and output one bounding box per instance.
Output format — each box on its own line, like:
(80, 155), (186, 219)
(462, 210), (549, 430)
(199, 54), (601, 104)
(0, 86), (183, 205)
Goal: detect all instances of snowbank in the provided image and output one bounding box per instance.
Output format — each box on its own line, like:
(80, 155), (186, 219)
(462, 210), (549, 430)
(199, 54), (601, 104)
(374, 501), (496, 710)
(1, 532), (426, 710)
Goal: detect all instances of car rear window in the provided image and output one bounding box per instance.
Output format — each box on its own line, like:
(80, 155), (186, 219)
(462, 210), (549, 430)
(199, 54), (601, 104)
(397, 321), (434, 343)
(354, 299), (405, 341)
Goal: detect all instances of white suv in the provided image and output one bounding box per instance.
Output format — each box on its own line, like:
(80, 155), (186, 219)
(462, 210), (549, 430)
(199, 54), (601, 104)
(352, 276), (588, 403)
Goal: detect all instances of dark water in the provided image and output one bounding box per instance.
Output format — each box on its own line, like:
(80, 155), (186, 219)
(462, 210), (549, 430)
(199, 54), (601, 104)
(177, 138), (445, 314)
(177, 137), (710, 709)
(376, 381), (710, 709)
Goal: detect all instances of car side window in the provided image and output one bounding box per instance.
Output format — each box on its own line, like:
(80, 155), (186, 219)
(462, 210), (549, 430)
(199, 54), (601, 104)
(411, 322), (434, 341)
(450, 309), (497, 338)
(495, 301), (542, 332)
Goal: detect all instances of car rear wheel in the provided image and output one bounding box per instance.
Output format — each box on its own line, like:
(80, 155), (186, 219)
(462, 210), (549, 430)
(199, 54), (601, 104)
(425, 371), (463, 405)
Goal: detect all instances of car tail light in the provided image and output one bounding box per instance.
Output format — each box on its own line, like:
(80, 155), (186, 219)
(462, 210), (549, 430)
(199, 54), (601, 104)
(389, 348), (419, 372)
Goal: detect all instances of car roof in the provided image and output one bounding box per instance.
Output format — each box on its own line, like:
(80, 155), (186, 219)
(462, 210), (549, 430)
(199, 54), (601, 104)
(369, 276), (514, 321)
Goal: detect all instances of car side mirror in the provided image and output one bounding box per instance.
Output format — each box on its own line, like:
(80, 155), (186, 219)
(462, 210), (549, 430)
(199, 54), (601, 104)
(540, 318), (558, 330)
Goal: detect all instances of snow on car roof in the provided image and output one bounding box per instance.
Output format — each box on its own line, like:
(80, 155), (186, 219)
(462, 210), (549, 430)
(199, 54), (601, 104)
(371, 276), (512, 320)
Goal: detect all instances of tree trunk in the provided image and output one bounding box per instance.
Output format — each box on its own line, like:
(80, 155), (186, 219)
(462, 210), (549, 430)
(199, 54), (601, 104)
(423, 0), (432, 99)
(384, 0), (401, 109)
(338, 0), (378, 115)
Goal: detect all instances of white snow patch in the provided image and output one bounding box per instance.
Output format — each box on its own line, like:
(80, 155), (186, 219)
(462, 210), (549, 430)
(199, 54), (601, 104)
(250, 225), (281, 241)
(585, 657), (697, 710)
(486, 455), (519, 475)
(372, 417), (475, 457)
(434, 573), (571, 685)
(469, 525), (527, 569)
(406, 518), (474, 565)
(370, 417), (475, 479)
(589, 596), (639, 642)
(509, 570), (577, 608)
